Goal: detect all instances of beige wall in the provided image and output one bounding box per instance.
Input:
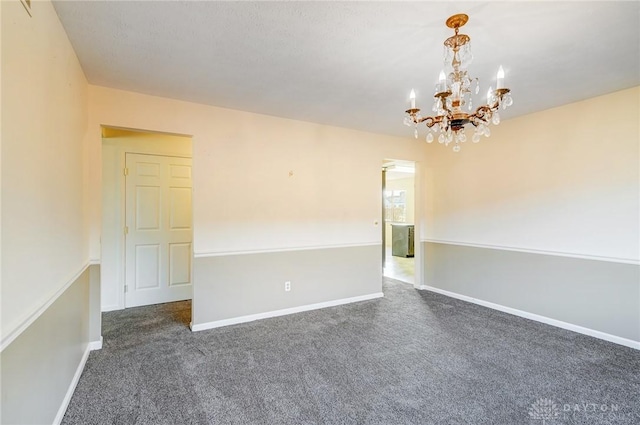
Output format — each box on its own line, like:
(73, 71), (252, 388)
(1, 1), (99, 423)
(87, 85), (425, 259)
(424, 87), (639, 264)
(421, 87), (639, 346)
(86, 85), (425, 321)
(1, 0), (88, 343)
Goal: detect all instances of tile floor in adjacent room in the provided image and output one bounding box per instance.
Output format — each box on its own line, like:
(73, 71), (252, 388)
(383, 247), (414, 285)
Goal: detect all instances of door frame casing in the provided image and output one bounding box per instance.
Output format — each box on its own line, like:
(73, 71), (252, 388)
(413, 160), (423, 289)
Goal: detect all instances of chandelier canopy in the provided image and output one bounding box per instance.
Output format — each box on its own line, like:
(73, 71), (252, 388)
(404, 14), (513, 152)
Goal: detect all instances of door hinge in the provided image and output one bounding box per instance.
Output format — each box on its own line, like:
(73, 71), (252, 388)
(123, 167), (129, 176)
(125, 285), (128, 293)
(124, 226), (129, 235)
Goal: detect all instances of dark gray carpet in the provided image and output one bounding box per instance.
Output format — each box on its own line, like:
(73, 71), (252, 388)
(63, 278), (640, 425)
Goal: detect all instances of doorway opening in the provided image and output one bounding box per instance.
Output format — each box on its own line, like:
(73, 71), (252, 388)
(382, 159), (415, 285)
(100, 126), (193, 311)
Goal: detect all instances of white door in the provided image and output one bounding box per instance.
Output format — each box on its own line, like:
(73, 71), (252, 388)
(124, 153), (193, 308)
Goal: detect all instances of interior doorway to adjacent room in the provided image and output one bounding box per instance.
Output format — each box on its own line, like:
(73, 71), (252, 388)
(101, 127), (193, 311)
(382, 159), (415, 285)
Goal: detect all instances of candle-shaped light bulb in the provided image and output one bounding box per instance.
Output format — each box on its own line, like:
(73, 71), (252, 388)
(439, 70), (446, 92)
(410, 89), (416, 109)
(451, 82), (461, 102)
(496, 66), (505, 89)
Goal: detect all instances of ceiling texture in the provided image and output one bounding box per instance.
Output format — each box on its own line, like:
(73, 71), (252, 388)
(52, 1), (639, 138)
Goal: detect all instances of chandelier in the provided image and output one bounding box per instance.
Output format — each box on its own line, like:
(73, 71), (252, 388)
(404, 14), (513, 152)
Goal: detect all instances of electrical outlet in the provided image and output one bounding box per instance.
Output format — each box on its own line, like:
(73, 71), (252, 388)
(284, 281), (291, 292)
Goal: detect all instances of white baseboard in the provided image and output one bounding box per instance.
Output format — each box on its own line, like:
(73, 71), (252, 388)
(191, 292), (384, 332)
(53, 343), (91, 425)
(101, 304), (121, 312)
(418, 285), (640, 350)
(89, 336), (103, 351)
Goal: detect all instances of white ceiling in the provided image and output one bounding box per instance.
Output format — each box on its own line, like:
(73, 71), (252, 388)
(52, 1), (639, 138)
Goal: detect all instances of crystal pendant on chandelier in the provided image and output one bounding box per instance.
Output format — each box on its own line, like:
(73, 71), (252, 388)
(403, 13), (513, 152)
(504, 94), (514, 107)
(426, 132), (434, 143)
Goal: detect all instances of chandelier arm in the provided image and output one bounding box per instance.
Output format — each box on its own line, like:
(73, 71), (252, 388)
(485, 88), (511, 111)
(413, 115), (439, 128)
(468, 116), (484, 127)
(426, 116), (440, 128)
(494, 88), (511, 101)
(469, 105), (492, 122)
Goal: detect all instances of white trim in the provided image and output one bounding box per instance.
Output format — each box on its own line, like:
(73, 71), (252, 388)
(191, 292), (384, 332)
(411, 160), (423, 291)
(418, 285), (640, 350)
(194, 242), (381, 258)
(89, 336), (103, 351)
(89, 259), (101, 265)
(101, 304), (122, 312)
(1, 261), (91, 352)
(420, 239), (639, 265)
(53, 344), (91, 425)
